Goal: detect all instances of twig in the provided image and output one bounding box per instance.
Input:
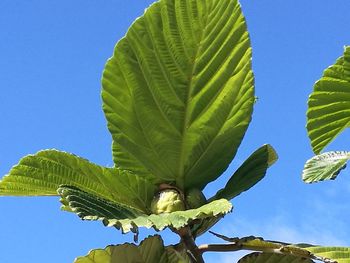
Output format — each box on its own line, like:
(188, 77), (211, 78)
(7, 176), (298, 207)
(176, 227), (205, 263)
(197, 235), (338, 263)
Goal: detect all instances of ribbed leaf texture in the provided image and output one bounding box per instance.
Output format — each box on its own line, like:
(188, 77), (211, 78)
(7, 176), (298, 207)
(212, 144), (277, 200)
(0, 150), (156, 213)
(302, 151), (350, 183)
(75, 235), (191, 263)
(238, 252), (314, 263)
(102, 0), (254, 190)
(307, 46), (350, 154)
(304, 246), (350, 263)
(59, 185), (232, 234)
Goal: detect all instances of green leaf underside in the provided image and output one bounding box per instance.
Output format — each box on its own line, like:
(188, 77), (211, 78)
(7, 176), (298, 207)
(190, 216), (221, 238)
(0, 150), (156, 212)
(102, 0), (254, 190)
(302, 151), (350, 183)
(59, 185), (232, 234)
(305, 246), (350, 263)
(307, 46), (350, 154)
(238, 252), (314, 263)
(212, 144), (277, 201)
(75, 235), (191, 263)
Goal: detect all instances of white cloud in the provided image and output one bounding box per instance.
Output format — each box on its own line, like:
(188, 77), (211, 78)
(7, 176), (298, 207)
(199, 196), (350, 262)
(215, 211), (348, 247)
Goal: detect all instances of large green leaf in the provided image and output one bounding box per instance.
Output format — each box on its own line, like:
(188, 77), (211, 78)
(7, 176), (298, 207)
(237, 252), (314, 263)
(102, 0), (254, 190)
(59, 185), (232, 234)
(0, 150), (156, 213)
(75, 235), (191, 263)
(211, 144), (277, 201)
(302, 151), (350, 183)
(307, 46), (350, 154)
(304, 246), (350, 263)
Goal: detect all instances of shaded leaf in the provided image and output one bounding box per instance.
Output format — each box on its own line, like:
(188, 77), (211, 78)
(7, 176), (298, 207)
(304, 246), (350, 263)
(59, 185), (232, 234)
(307, 46), (350, 154)
(190, 216), (222, 238)
(237, 252), (314, 263)
(102, 0), (254, 190)
(59, 185), (144, 233)
(211, 144), (277, 201)
(165, 246), (192, 263)
(302, 151), (350, 183)
(75, 235), (191, 263)
(0, 150), (156, 212)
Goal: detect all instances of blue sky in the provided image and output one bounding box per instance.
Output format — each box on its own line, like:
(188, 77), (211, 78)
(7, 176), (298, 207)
(1, 1), (350, 262)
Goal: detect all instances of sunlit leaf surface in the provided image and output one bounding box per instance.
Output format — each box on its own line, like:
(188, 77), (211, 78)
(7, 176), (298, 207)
(102, 0), (254, 190)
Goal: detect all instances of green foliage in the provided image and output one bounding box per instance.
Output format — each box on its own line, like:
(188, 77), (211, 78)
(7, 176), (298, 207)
(302, 151), (350, 183)
(0, 0), (265, 243)
(75, 235), (191, 263)
(211, 144), (277, 201)
(3, 0), (334, 262)
(303, 46), (350, 184)
(185, 188), (207, 209)
(304, 246), (350, 263)
(206, 232), (349, 263)
(59, 184), (232, 234)
(302, 45), (350, 261)
(0, 150), (156, 213)
(307, 46), (350, 154)
(102, 0), (255, 191)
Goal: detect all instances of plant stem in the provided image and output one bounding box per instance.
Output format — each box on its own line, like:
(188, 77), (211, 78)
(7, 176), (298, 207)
(197, 238), (337, 263)
(198, 243), (242, 253)
(177, 227), (205, 263)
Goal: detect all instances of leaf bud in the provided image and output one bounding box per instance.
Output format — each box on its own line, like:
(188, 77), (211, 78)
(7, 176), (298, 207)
(185, 188), (207, 209)
(151, 188), (185, 214)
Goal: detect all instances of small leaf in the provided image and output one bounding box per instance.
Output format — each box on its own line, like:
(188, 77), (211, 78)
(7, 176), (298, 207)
(102, 0), (255, 190)
(0, 149), (156, 213)
(211, 144), (277, 201)
(302, 151), (350, 183)
(193, 145), (277, 237)
(307, 46), (350, 154)
(304, 246), (350, 263)
(59, 185), (232, 234)
(75, 235), (191, 263)
(190, 216), (222, 238)
(237, 252), (314, 263)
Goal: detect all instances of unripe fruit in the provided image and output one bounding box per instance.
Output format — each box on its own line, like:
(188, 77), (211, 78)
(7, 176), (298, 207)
(151, 189), (185, 214)
(185, 188), (207, 209)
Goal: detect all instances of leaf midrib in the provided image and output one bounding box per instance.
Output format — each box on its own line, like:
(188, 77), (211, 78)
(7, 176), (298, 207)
(176, 0), (207, 190)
